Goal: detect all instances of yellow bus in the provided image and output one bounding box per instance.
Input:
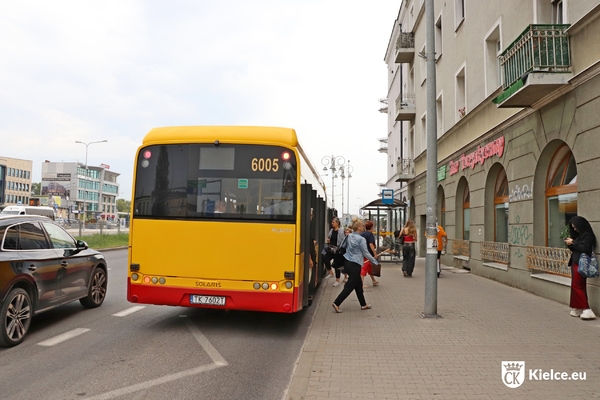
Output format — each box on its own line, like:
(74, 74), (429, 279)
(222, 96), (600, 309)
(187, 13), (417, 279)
(127, 126), (330, 313)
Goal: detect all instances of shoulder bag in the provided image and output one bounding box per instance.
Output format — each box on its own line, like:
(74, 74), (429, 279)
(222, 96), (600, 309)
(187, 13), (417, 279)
(578, 251), (599, 278)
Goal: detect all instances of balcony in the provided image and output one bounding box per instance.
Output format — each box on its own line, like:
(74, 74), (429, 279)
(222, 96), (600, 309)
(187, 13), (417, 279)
(493, 24), (572, 108)
(394, 93), (416, 121)
(378, 138), (388, 154)
(395, 158), (415, 182)
(395, 32), (415, 63)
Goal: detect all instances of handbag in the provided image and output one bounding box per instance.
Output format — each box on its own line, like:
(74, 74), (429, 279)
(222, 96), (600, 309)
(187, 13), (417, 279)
(371, 263), (381, 277)
(578, 251), (599, 278)
(335, 236), (348, 256)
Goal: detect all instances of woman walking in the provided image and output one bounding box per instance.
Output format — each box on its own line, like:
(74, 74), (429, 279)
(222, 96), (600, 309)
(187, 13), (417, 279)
(400, 219), (417, 277)
(565, 216), (597, 320)
(360, 220), (381, 287)
(322, 217), (346, 285)
(332, 219), (379, 313)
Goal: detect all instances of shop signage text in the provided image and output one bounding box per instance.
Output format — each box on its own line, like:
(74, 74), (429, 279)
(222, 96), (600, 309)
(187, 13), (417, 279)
(449, 136), (505, 176)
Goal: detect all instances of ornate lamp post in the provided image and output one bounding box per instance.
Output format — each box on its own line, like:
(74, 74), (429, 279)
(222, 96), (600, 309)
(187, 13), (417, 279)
(75, 140), (108, 230)
(321, 155), (345, 210)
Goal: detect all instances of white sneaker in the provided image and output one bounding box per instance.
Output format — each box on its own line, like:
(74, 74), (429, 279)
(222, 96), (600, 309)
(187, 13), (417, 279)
(570, 309), (583, 317)
(325, 274), (332, 279)
(580, 309), (596, 320)
(333, 281), (340, 287)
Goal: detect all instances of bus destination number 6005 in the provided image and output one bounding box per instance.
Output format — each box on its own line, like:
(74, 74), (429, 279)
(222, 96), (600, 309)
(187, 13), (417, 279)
(251, 158), (279, 172)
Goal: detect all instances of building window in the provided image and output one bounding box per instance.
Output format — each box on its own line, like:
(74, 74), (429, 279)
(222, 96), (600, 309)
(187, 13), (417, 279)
(463, 181), (470, 240)
(546, 144), (577, 248)
(420, 44), (427, 85)
(455, 0), (465, 29)
(553, 0), (563, 24)
(485, 24), (502, 96)
(436, 93), (443, 137)
(435, 15), (443, 60)
(438, 186), (446, 229)
(494, 168), (509, 242)
(456, 65), (466, 121)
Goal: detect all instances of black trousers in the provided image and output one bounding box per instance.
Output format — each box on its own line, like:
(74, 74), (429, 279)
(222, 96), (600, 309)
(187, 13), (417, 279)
(333, 260), (366, 307)
(322, 252), (342, 278)
(402, 243), (416, 275)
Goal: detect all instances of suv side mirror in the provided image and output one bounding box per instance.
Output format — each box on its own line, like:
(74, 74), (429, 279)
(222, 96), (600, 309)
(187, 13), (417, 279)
(76, 240), (89, 250)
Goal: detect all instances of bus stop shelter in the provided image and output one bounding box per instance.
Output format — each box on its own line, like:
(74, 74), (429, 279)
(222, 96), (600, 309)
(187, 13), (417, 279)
(361, 198), (407, 258)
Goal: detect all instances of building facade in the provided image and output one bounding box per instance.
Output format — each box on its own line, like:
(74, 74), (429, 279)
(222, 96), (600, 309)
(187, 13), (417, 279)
(384, 0), (600, 309)
(0, 156), (33, 207)
(41, 161), (120, 221)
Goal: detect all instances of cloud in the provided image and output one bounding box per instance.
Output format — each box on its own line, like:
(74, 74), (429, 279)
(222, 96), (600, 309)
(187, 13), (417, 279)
(0, 0), (399, 213)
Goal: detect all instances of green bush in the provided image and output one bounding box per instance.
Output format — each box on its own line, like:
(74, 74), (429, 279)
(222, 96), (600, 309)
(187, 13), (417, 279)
(75, 233), (129, 249)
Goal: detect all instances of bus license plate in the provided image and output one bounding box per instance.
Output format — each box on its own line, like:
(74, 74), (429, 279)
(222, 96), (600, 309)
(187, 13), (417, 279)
(190, 295), (226, 306)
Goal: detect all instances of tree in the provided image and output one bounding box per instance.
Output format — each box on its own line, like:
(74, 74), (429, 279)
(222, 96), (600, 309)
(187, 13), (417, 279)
(31, 182), (41, 196)
(117, 199), (131, 213)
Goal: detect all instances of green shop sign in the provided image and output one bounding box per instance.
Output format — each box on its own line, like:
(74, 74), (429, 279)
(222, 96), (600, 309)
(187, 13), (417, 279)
(437, 165), (447, 182)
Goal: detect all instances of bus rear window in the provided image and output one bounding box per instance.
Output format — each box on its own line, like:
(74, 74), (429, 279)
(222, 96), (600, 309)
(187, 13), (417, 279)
(133, 144), (297, 221)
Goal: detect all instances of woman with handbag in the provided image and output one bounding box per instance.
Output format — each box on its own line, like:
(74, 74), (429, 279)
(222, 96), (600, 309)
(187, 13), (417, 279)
(565, 216), (597, 320)
(322, 217), (346, 285)
(331, 218), (379, 313)
(400, 219), (418, 277)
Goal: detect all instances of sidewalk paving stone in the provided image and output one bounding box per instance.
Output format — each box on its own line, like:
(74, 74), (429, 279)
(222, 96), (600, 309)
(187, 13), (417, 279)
(285, 257), (600, 400)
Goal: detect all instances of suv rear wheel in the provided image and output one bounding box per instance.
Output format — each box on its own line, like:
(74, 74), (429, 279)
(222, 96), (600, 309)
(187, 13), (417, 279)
(0, 288), (32, 347)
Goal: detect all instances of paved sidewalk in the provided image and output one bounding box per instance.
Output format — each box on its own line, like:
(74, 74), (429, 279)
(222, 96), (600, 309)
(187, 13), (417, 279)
(286, 258), (600, 399)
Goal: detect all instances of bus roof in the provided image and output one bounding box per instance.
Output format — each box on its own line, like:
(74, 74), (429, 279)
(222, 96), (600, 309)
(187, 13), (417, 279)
(142, 126), (299, 147)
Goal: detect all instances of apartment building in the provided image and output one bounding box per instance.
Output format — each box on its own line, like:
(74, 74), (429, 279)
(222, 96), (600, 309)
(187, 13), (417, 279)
(0, 156), (33, 207)
(383, 0), (600, 308)
(41, 161), (120, 221)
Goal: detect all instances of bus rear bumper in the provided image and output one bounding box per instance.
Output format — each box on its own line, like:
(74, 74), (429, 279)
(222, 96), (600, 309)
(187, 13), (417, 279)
(127, 281), (298, 313)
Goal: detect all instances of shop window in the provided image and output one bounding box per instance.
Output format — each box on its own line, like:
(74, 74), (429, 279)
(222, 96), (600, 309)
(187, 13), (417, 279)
(546, 144), (577, 248)
(494, 168), (509, 242)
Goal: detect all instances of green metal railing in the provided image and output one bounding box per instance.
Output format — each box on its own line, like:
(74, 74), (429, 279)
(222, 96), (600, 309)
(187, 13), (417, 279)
(499, 24), (571, 89)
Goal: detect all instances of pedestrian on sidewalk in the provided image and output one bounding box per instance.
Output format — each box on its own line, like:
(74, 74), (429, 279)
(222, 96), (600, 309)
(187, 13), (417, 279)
(323, 217), (345, 284)
(400, 219), (417, 277)
(332, 218), (379, 313)
(360, 220), (381, 287)
(565, 216), (597, 320)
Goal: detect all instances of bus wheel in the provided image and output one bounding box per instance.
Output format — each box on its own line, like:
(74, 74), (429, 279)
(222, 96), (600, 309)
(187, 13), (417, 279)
(0, 288), (32, 347)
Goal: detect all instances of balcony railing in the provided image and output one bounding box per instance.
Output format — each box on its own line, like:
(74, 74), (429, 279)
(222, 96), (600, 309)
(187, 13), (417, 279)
(526, 245), (571, 277)
(499, 24), (571, 90)
(452, 239), (470, 257)
(395, 158), (415, 182)
(480, 241), (509, 264)
(394, 93), (416, 121)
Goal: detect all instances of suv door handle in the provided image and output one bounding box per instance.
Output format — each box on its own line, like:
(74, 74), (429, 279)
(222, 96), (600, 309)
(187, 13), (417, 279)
(60, 261), (68, 267)
(28, 264), (36, 271)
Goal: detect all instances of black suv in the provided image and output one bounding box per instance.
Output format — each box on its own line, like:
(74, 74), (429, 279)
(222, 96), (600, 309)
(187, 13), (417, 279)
(0, 215), (108, 347)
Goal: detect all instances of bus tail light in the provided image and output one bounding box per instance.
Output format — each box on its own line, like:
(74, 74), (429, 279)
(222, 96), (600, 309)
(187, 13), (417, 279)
(270, 283), (278, 290)
(131, 273), (139, 281)
(284, 281), (293, 289)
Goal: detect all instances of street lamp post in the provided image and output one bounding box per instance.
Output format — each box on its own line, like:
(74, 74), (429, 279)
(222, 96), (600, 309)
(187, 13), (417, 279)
(321, 155), (345, 211)
(75, 140), (108, 231)
(345, 161), (353, 216)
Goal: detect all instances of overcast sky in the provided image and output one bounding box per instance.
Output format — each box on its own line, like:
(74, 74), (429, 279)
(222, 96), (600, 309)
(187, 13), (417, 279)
(0, 0), (399, 215)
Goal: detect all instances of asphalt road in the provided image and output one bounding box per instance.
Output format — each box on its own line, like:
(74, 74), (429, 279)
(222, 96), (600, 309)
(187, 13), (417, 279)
(0, 249), (317, 400)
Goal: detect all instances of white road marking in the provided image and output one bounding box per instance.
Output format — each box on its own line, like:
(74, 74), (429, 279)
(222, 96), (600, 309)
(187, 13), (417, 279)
(112, 305), (146, 317)
(37, 328), (90, 346)
(84, 318), (228, 399)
